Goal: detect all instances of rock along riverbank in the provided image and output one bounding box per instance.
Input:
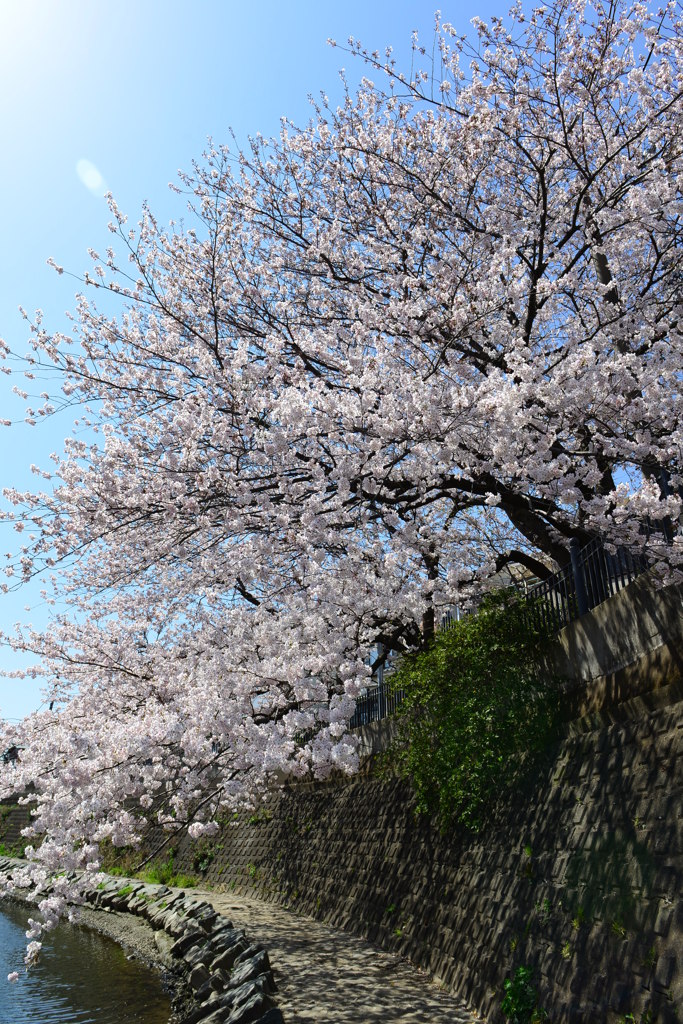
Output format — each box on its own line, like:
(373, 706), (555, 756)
(0, 857), (283, 1024)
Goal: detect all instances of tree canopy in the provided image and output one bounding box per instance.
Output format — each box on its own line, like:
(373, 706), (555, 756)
(0, 0), (681, 930)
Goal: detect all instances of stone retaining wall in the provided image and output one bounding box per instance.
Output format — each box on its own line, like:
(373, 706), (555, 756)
(550, 576), (683, 716)
(151, 693), (682, 1024)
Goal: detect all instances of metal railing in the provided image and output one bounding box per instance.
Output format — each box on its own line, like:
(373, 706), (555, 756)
(521, 560), (577, 633)
(349, 677), (405, 729)
(1, 746), (20, 767)
(348, 610), (461, 730)
(523, 536), (649, 633)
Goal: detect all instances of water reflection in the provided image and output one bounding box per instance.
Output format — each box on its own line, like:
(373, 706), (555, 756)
(0, 900), (171, 1024)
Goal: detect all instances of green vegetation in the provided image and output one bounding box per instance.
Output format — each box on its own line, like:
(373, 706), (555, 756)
(192, 839), (215, 873)
(390, 593), (559, 831)
(571, 907), (585, 930)
(0, 841), (26, 858)
(643, 945), (658, 970)
(245, 862), (260, 881)
(521, 845), (536, 882)
(99, 839), (198, 888)
(141, 851), (197, 888)
(98, 839), (140, 877)
(247, 808), (273, 826)
(501, 965), (547, 1024)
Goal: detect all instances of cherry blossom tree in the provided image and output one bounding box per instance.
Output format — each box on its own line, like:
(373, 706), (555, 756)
(0, 0), (681, 938)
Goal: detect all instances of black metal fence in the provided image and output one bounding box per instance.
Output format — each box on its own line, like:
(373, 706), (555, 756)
(349, 677), (405, 729)
(522, 536), (649, 633)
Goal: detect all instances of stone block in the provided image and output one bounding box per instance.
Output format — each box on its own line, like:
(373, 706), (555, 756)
(194, 979), (216, 1004)
(199, 1008), (232, 1024)
(252, 1010), (284, 1024)
(154, 930), (175, 957)
(228, 951), (272, 991)
(185, 944), (217, 969)
(211, 941), (250, 973)
(607, 981), (632, 1013)
(211, 928), (247, 951)
(211, 969), (231, 993)
(182, 992), (225, 1024)
(654, 903), (674, 936)
(653, 866), (679, 897)
(170, 929), (207, 958)
(163, 911), (194, 937)
(190, 964), (211, 990)
(226, 989), (274, 1024)
(654, 952), (676, 990)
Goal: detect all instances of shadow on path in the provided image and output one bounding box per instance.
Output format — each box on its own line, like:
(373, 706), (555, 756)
(193, 888), (482, 1023)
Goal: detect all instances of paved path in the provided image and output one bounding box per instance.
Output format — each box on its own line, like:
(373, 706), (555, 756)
(194, 887), (482, 1024)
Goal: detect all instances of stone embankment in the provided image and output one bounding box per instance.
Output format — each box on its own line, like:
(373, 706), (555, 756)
(0, 857), (283, 1024)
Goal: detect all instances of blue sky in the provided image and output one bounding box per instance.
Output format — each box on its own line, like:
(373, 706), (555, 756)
(0, 0), (505, 722)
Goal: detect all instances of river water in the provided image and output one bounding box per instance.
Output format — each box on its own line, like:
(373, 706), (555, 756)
(0, 900), (171, 1024)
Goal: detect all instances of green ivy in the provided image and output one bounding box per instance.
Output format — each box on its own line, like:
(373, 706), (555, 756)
(390, 592), (559, 831)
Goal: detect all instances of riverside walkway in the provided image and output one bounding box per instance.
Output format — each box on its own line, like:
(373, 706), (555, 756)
(194, 886), (482, 1023)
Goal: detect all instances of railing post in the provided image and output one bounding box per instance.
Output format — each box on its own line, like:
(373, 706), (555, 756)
(658, 467), (674, 544)
(377, 642), (385, 720)
(569, 537), (590, 617)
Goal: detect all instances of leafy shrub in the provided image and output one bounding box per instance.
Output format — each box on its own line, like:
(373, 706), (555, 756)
(391, 592), (559, 831)
(192, 838), (215, 873)
(501, 965), (547, 1023)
